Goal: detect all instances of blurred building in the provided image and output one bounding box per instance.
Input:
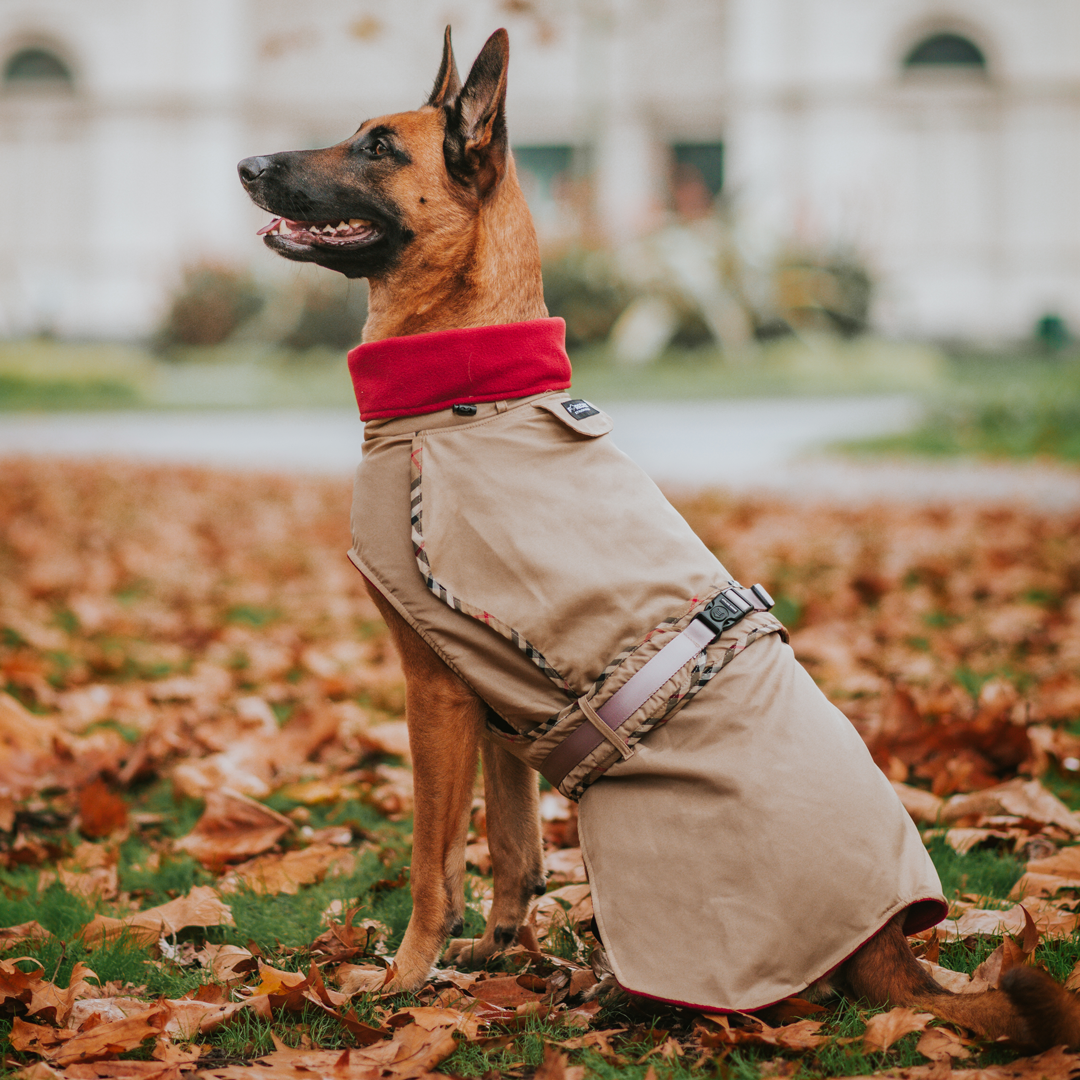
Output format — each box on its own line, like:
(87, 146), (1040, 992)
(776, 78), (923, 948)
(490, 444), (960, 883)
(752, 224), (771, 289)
(2, 0), (1079, 342)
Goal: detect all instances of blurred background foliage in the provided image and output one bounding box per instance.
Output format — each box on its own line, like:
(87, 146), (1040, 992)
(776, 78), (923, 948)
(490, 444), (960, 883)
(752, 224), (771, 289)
(2, 202), (1080, 464)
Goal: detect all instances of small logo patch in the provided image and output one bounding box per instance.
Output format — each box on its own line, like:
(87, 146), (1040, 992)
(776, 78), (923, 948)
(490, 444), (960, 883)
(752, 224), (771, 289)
(561, 398), (600, 420)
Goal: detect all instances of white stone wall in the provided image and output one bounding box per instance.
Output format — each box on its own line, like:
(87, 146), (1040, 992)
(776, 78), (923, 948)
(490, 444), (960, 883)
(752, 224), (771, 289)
(724, 0), (1080, 339)
(2, 0), (1079, 341)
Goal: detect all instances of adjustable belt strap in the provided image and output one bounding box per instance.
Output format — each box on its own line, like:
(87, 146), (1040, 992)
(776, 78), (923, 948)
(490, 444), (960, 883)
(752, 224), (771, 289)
(540, 583), (774, 790)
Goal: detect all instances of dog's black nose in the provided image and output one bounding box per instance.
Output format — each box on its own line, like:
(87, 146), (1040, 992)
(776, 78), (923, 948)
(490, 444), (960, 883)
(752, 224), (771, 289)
(238, 156), (272, 186)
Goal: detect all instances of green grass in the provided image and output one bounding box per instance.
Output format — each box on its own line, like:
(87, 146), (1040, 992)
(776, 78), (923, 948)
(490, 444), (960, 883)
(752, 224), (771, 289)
(2, 775), (1079, 1080)
(570, 335), (947, 401)
(0, 373), (140, 410)
(840, 349), (1080, 462)
(925, 833), (1026, 906)
(5, 337), (1080, 464)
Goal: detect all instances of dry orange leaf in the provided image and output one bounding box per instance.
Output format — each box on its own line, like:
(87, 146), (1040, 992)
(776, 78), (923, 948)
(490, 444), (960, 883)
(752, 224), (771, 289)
(27, 961), (98, 1027)
(0, 957), (48, 1012)
(0, 921), (50, 948)
(333, 962), (395, 997)
(1027, 845), (1080, 879)
(39, 842), (119, 903)
(533, 883), (593, 941)
(196, 1021), (457, 1080)
(544, 846), (587, 884)
(917, 1026), (972, 1062)
(79, 885), (233, 947)
(9, 1016), (72, 1057)
(918, 959), (991, 995)
(941, 780), (1080, 837)
(77, 779), (129, 840)
(699, 1015), (827, 1051)
(534, 1045), (587, 1080)
(219, 842), (356, 895)
(861, 1007), (934, 1052)
(173, 789), (292, 869)
(204, 944), (258, 986)
(1010, 872), (1080, 901)
(466, 973), (548, 1009)
(11, 1008), (166, 1066)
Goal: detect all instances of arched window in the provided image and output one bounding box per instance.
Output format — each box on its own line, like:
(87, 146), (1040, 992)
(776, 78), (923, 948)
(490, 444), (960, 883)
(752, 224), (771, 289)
(904, 33), (986, 70)
(3, 46), (74, 88)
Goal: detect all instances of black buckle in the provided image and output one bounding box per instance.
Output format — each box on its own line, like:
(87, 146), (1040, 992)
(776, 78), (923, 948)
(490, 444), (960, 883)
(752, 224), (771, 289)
(695, 583), (774, 637)
(751, 583), (775, 609)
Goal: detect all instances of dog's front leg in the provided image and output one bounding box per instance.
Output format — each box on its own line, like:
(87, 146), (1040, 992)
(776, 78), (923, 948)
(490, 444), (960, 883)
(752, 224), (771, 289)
(444, 737), (545, 966)
(366, 589), (483, 992)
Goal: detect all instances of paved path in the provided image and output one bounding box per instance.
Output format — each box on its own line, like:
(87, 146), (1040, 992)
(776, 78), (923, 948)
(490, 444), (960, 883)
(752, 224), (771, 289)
(2, 397), (1078, 508)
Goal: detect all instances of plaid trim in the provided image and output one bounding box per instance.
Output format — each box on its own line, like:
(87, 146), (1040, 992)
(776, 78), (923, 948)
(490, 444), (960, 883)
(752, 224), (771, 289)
(565, 650), (719, 799)
(410, 437), (573, 695)
(479, 614), (779, 800)
(564, 623), (777, 798)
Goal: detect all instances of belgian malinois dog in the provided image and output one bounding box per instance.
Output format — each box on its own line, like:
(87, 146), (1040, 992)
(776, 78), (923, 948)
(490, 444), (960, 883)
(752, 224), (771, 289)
(238, 27), (1080, 1048)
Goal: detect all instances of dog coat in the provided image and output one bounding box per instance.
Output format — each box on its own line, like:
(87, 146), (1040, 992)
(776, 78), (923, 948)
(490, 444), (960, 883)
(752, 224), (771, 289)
(346, 317), (946, 1011)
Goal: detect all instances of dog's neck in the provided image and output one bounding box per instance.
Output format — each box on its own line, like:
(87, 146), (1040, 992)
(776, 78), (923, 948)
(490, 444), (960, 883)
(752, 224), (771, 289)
(361, 159), (547, 342)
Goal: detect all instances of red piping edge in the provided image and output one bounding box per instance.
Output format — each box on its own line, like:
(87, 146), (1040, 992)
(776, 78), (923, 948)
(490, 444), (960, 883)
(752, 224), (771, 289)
(614, 896), (949, 1014)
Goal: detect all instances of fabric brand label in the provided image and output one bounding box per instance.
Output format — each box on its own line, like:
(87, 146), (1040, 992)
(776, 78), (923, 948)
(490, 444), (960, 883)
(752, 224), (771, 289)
(561, 399), (600, 420)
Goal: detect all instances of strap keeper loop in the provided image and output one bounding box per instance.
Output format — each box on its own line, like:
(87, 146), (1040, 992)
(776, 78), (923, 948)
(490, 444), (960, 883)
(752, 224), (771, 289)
(577, 694), (634, 760)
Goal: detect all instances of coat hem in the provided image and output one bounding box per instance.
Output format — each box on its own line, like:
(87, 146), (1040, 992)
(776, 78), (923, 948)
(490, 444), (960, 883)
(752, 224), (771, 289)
(599, 893), (948, 1014)
(345, 548), (482, 698)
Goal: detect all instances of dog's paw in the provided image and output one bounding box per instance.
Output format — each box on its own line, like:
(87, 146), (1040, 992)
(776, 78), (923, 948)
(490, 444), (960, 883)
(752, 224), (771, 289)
(443, 936), (496, 967)
(443, 926), (520, 968)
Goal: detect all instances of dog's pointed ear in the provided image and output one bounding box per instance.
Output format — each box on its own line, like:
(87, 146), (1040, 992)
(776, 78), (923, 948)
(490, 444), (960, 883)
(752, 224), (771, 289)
(444, 28), (509, 197)
(427, 26), (461, 107)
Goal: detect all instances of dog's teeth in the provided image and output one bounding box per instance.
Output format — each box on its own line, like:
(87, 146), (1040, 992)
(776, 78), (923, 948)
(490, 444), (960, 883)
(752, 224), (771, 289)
(337, 221), (348, 231)
(349, 219), (364, 228)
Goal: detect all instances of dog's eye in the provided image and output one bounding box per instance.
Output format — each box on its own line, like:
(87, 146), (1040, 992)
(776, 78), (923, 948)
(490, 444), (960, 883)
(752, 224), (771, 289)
(369, 140), (388, 157)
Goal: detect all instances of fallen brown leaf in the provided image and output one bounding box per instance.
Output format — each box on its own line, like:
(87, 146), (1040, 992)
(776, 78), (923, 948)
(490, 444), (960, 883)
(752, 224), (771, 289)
(917, 1026), (973, 1061)
(918, 959), (991, 994)
(27, 960), (98, 1026)
(195, 1021), (457, 1080)
(466, 973), (548, 1009)
(219, 843), (356, 895)
(544, 847), (587, 884)
(80, 885), (234, 947)
(699, 1014), (827, 1051)
(534, 1044), (586, 1080)
(1027, 845), (1080, 878)
(941, 780), (1080, 837)
(0, 920), (50, 948)
(173, 789), (293, 869)
(861, 1008), (934, 1052)
(78, 779), (129, 840)
(388, 1004), (485, 1039)
(893, 782), (945, 825)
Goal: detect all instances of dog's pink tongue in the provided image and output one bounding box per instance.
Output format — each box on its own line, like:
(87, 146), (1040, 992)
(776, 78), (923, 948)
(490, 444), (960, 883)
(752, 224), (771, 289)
(256, 218), (283, 236)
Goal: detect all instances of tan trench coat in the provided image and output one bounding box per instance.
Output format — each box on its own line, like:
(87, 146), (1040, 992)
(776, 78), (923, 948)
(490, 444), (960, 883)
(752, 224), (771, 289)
(349, 390), (945, 1011)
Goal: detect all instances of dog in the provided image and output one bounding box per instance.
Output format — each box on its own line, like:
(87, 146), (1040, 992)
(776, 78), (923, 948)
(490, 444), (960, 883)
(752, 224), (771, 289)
(238, 26), (1080, 1047)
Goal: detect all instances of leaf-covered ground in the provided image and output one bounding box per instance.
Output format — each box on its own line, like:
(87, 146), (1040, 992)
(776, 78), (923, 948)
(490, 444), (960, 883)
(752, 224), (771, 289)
(2, 458), (1080, 1080)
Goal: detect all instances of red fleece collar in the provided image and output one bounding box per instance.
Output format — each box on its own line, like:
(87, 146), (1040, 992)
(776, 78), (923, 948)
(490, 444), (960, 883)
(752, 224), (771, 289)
(347, 318), (572, 421)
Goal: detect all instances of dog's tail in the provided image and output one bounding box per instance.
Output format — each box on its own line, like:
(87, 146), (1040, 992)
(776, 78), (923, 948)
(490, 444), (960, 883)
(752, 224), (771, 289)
(998, 967), (1080, 1050)
(841, 913), (1080, 1048)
